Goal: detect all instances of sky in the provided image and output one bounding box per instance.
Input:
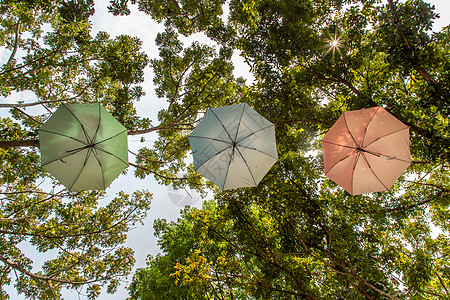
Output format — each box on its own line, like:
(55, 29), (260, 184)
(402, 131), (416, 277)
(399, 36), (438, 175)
(1, 0), (449, 299)
(2, 1), (227, 299)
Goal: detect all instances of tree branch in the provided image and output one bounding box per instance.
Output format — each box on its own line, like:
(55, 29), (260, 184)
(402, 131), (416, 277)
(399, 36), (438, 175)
(129, 162), (200, 183)
(127, 123), (194, 135)
(0, 255), (107, 285)
(436, 271), (449, 296)
(6, 21), (21, 66)
(0, 207), (137, 240)
(13, 107), (43, 125)
(386, 0), (438, 85)
(0, 45), (63, 76)
(0, 122), (195, 149)
(0, 90), (89, 108)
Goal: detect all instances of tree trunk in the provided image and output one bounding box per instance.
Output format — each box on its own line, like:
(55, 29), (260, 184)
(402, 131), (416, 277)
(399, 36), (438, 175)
(0, 139), (39, 148)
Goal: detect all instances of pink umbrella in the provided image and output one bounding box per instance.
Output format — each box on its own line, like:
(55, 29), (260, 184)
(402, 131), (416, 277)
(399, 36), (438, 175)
(321, 106), (412, 195)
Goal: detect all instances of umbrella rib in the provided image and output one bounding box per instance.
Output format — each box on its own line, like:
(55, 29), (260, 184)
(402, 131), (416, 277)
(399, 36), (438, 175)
(194, 145), (233, 171)
(210, 109), (234, 143)
(188, 135), (233, 145)
(95, 129), (127, 146)
(361, 152), (389, 191)
(343, 113), (360, 147)
(236, 124), (274, 144)
(94, 145), (129, 166)
(91, 103), (101, 144)
(38, 129), (88, 145)
(362, 127), (409, 149)
(350, 151), (360, 195)
(325, 149), (358, 175)
(41, 147), (88, 166)
(235, 146), (257, 186)
(237, 144), (278, 160)
(91, 147), (106, 189)
(321, 140), (358, 150)
(222, 151), (234, 190)
(233, 104), (246, 143)
(360, 106), (381, 147)
(69, 147), (92, 190)
(63, 104), (93, 143)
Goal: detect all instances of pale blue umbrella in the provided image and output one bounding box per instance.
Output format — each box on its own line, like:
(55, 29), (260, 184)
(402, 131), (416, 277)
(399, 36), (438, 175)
(189, 103), (278, 190)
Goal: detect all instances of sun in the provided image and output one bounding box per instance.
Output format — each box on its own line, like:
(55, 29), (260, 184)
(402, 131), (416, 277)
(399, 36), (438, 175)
(324, 30), (344, 62)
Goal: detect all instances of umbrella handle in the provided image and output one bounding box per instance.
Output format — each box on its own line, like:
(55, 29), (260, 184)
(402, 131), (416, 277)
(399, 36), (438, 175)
(380, 155), (397, 160)
(58, 151), (68, 163)
(228, 146), (236, 160)
(359, 148), (397, 160)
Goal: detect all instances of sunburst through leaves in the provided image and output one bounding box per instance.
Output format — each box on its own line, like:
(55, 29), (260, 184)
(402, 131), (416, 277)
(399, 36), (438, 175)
(324, 30), (345, 62)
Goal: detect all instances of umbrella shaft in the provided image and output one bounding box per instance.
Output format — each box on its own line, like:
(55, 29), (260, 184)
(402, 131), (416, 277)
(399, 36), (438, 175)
(66, 143), (95, 153)
(357, 147), (395, 160)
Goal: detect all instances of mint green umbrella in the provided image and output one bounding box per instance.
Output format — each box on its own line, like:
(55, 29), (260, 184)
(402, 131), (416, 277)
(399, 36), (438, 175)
(38, 103), (128, 190)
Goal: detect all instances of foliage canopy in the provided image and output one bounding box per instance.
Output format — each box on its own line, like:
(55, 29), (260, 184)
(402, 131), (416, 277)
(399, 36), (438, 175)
(0, 0), (449, 299)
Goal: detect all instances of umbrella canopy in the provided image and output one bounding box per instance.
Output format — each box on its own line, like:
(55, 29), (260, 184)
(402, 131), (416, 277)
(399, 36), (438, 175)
(38, 103), (128, 190)
(189, 103), (278, 190)
(321, 106), (411, 195)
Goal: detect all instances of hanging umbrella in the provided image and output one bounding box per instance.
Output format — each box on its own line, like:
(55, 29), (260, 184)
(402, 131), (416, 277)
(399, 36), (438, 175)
(38, 103), (128, 190)
(321, 106), (411, 195)
(189, 103), (278, 190)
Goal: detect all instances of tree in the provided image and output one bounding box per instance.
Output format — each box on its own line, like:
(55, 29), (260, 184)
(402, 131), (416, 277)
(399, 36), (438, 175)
(0, 1), (155, 298)
(2, 0), (449, 299)
(0, 0), (248, 298)
(127, 0), (450, 299)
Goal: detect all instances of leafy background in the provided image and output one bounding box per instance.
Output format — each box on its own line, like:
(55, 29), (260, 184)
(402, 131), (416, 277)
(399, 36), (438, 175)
(0, 0), (449, 299)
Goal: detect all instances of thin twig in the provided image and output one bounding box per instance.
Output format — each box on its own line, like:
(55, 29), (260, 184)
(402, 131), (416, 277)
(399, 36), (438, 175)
(129, 162), (201, 183)
(13, 107), (43, 124)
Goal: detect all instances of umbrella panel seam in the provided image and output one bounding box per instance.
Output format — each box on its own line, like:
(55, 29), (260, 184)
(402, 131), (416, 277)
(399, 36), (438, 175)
(321, 140), (411, 163)
(235, 146), (257, 187)
(237, 144), (278, 159)
(194, 145), (233, 171)
(233, 104), (246, 143)
(189, 136), (234, 145)
(63, 104), (94, 144)
(325, 149), (358, 175)
(342, 113), (360, 147)
(359, 106), (380, 148)
(42, 147), (88, 166)
(91, 147), (106, 189)
(236, 124), (275, 145)
(362, 127), (410, 149)
(69, 147), (94, 190)
(360, 152), (389, 191)
(210, 109), (234, 143)
(91, 103), (102, 145)
(94, 129), (127, 146)
(222, 150), (234, 190)
(38, 129), (89, 146)
(93, 145), (129, 166)
(351, 151), (360, 194)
